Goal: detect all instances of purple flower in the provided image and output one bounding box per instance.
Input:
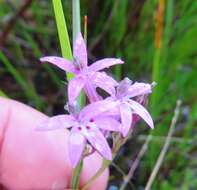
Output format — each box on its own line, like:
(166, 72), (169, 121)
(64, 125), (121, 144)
(108, 78), (154, 137)
(37, 100), (120, 167)
(40, 33), (123, 103)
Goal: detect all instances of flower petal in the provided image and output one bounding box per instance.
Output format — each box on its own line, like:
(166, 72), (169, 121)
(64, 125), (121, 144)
(68, 128), (86, 167)
(129, 100), (154, 129)
(83, 79), (102, 103)
(85, 128), (112, 160)
(120, 103), (132, 137)
(119, 103), (132, 137)
(36, 115), (76, 131)
(68, 76), (86, 103)
(94, 116), (121, 132)
(79, 100), (119, 121)
(89, 58), (124, 72)
(40, 56), (75, 73)
(90, 72), (118, 95)
(73, 33), (87, 67)
(127, 82), (152, 98)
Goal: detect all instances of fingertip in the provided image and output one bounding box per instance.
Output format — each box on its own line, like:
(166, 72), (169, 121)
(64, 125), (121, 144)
(0, 97), (47, 121)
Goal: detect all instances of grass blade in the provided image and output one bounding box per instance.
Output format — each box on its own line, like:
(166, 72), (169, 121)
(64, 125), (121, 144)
(151, 0), (165, 116)
(52, 0), (73, 81)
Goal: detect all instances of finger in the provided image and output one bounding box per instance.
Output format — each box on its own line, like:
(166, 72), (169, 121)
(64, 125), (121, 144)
(0, 97), (108, 190)
(0, 97), (71, 189)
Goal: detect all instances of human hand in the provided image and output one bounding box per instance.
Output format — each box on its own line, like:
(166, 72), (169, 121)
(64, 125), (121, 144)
(0, 97), (108, 190)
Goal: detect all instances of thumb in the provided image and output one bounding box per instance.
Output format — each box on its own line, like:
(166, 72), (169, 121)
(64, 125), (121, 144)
(0, 97), (108, 190)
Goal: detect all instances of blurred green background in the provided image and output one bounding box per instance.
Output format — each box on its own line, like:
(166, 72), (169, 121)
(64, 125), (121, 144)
(0, 0), (196, 189)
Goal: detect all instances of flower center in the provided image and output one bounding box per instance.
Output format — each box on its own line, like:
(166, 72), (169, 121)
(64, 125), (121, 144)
(73, 57), (84, 70)
(90, 118), (94, 122)
(86, 126), (90, 130)
(78, 126), (82, 130)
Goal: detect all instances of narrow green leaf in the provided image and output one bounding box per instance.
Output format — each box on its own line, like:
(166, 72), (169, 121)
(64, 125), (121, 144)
(52, 0), (73, 80)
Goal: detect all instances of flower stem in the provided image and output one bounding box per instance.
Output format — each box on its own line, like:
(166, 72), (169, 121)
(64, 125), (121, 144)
(53, 0), (84, 188)
(81, 159), (111, 190)
(71, 160), (83, 189)
(72, 0), (85, 107)
(81, 135), (123, 190)
(72, 0), (81, 47)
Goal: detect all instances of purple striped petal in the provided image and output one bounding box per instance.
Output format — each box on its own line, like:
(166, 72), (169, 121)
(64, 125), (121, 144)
(94, 116), (121, 132)
(85, 128), (112, 160)
(89, 58), (124, 72)
(90, 72), (118, 95)
(79, 100), (119, 121)
(68, 76), (86, 104)
(68, 128), (86, 167)
(36, 115), (76, 131)
(40, 56), (76, 73)
(127, 82), (152, 98)
(83, 80), (102, 103)
(73, 33), (87, 67)
(120, 103), (132, 137)
(129, 100), (154, 129)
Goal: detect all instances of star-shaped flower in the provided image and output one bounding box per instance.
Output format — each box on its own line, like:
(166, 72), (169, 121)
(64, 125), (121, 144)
(108, 78), (154, 137)
(40, 33), (123, 103)
(37, 100), (120, 167)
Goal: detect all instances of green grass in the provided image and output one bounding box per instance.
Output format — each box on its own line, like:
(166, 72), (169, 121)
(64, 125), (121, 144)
(52, 0), (73, 62)
(0, 51), (43, 109)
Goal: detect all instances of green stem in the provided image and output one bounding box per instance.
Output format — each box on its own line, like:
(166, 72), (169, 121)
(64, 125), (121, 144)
(71, 1), (85, 188)
(52, 0), (73, 80)
(72, 0), (85, 107)
(71, 160), (83, 189)
(81, 159), (111, 190)
(72, 0), (81, 47)
(81, 135), (123, 190)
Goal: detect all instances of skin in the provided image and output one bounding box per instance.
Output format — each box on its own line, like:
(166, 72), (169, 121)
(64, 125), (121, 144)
(0, 97), (108, 190)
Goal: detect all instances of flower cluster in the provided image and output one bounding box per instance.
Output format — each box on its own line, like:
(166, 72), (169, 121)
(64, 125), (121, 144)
(38, 33), (154, 167)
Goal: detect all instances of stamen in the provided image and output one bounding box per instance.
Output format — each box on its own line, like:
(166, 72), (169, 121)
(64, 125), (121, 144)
(86, 126), (90, 130)
(78, 127), (82, 130)
(73, 57), (83, 70)
(90, 118), (94, 122)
